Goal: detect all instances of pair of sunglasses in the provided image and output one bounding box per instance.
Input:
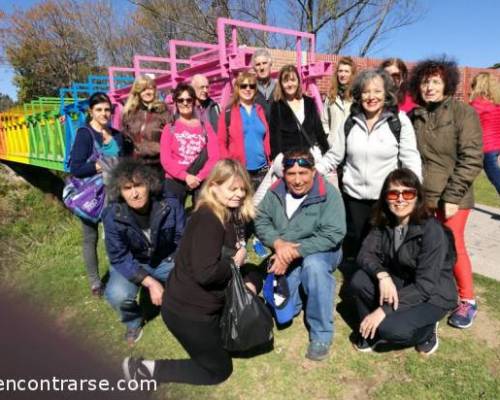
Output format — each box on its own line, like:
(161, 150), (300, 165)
(175, 97), (193, 104)
(240, 83), (257, 90)
(385, 189), (417, 201)
(283, 158), (314, 169)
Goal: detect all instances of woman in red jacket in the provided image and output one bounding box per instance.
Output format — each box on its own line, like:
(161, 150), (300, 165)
(470, 72), (500, 194)
(218, 71), (271, 190)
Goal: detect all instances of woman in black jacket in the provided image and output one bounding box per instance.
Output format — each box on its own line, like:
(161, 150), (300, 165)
(269, 64), (329, 160)
(350, 168), (458, 355)
(122, 159), (261, 385)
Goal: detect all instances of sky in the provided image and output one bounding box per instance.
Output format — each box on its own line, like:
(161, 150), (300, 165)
(1, 0), (499, 101)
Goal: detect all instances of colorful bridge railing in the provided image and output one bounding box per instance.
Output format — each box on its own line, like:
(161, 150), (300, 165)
(0, 17), (332, 172)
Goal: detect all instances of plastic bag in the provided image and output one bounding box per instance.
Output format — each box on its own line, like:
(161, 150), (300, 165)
(63, 174), (105, 223)
(220, 263), (273, 352)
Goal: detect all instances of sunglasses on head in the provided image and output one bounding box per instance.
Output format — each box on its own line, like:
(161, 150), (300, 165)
(240, 83), (257, 90)
(283, 157), (314, 169)
(175, 97), (193, 104)
(385, 188), (417, 201)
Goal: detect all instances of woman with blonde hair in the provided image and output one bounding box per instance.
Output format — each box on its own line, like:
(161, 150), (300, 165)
(470, 72), (500, 194)
(122, 159), (262, 385)
(122, 75), (171, 173)
(321, 56), (357, 145)
(218, 71), (271, 189)
(269, 64), (329, 159)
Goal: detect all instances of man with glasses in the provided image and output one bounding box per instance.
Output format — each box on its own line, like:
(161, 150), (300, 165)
(191, 74), (220, 133)
(251, 49), (277, 120)
(255, 149), (346, 361)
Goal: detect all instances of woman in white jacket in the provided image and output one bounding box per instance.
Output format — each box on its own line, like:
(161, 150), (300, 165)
(317, 68), (421, 258)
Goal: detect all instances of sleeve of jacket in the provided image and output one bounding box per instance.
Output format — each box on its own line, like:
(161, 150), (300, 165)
(356, 228), (389, 278)
(297, 185), (346, 257)
(254, 191), (283, 248)
(102, 207), (149, 284)
(269, 102), (281, 159)
(69, 128), (97, 178)
(441, 104), (483, 205)
(217, 107), (230, 159)
(310, 97), (330, 154)
(188, 209), (232, 286)
(382, 220), (447, 315)
(320, 98), (331, 137)
(197, 122), (220, 181)
(160, 124), (187, 181)
(398, 112), (422, 181)
(316, 120), (346, 175)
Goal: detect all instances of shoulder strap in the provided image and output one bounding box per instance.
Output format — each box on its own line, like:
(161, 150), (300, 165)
(225, 107), (231, 148)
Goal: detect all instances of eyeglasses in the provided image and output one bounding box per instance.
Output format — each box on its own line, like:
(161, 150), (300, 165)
(385, 189), (417, 201)
(239, 83), (257, 90)
(175, 97), (194, 104)
(283, 158), (314, 169)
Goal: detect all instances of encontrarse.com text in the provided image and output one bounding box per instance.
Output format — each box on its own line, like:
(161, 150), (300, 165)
(0, 377), (156, 392)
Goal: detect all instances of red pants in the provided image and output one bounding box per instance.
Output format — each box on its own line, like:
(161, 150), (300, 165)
(436, 209), (474, 300)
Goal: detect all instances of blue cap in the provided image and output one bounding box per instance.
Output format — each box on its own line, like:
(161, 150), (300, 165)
(263, 273), (294, 325)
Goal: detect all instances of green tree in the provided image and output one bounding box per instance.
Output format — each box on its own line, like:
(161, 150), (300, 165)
(0, 93), (15, 112)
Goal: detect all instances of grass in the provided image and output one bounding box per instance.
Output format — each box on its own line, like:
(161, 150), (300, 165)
(474, 171), (500, 208)
(1, 165), (499, 400)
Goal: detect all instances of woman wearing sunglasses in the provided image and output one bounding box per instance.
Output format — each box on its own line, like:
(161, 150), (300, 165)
(350, 168), (457, 355)
(218, 71), (271, 189)
(160, 83), (219, 204)
(317, 69), (421, 259)
(380, 58), (416, 113)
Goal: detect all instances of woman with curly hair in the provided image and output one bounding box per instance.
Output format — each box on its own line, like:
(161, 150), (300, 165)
(321, 56), (357, 145)
(318, 68), (421, 258)
(380, 58), (417, 113)
(122, 75), (171, 174)
(470, 72), (500, 194)
(408, 57), (483, 329)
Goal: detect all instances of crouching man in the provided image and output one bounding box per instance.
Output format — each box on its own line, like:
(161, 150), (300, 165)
(103, 159), (185, 345)
(255, 149), (346, 361)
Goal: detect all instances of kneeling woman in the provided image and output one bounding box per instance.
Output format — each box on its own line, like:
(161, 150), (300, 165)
(123, 159), (261, 385)
(350, 168), (457, 355)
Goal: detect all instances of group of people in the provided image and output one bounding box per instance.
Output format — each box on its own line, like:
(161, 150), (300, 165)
(67, 48), (500, 385)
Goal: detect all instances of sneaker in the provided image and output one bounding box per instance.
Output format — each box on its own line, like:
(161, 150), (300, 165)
(352, 335), (387, 353)
(91, 285), (103, 298)
(122, 357), (154, 382)
(125, 326), (143, 346)
(448, 301), (478, 329)
(305, 341), (330, 361)
(416, 322), (439, 355)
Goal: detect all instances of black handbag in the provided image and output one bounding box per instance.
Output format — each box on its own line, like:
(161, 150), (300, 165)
(186, 121), (208, 175)
(220, 262), (274, 352)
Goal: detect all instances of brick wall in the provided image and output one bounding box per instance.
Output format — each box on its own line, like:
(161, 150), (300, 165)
(267, 49), (500, 103)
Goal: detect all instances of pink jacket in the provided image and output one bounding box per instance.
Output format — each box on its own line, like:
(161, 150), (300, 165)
(160, 119), (219, 181)
(400, 93), (417, 114)
(470, 97), (500, 153)
(217, 103), (271, 166)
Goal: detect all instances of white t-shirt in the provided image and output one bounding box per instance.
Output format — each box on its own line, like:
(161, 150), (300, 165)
(285, 192), (307, 218)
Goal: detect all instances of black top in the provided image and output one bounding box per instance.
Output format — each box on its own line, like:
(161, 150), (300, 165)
(269, 95), (329, 159)
(163, 206), (260, 320)
(357, 217), (458, 314)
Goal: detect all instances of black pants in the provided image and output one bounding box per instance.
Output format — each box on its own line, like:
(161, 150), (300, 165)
(164, 178), (201, 206)
(154, 308), (232, 385)
(342, 193), (376, 259)
(350, 269), (448, 346)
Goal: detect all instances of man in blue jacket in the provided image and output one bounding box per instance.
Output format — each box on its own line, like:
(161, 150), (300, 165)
(102, 159), (185, 345)
(255, 149), (346, 361)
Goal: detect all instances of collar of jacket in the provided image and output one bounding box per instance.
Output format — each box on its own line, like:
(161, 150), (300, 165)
(139, 101), (167, 113)
(413, 96), (452, 118)
(270, 173), (327, 207)
(351, 107), (396, 132)
(382, 220), (424, 242)
(200, 97), (216, 109)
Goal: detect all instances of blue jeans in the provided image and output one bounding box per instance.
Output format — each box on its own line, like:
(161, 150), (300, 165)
(285, 249), (342, 344)
(484, 151), (500, 194)
(105, 259), (174, 330)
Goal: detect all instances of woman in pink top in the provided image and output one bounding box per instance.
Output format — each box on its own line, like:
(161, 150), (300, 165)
(380, 58), (417, 114)
(470, 72), (500, 194)
(160, 83), (219, 203)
